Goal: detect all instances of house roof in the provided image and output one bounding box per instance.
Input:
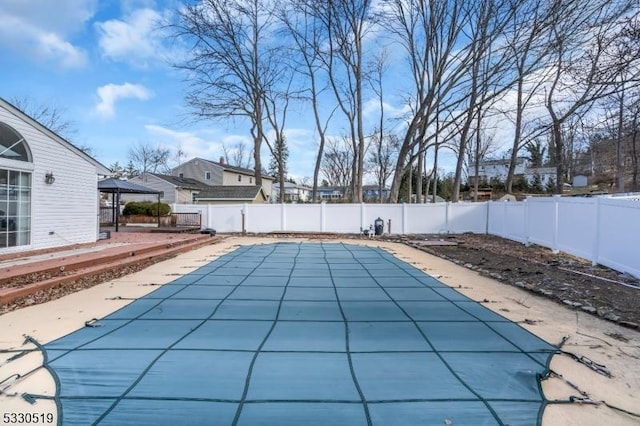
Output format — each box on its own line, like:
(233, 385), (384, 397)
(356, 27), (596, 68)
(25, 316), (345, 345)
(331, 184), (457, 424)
(98, 178), (161, 194)
(363, 185), (390, 191)
(0, 97), (111, 175)
(148, 173), (206, 190)
(195, 185), (267, 201)
(196, 157), (275, 181)
(317, 186), (347, 192)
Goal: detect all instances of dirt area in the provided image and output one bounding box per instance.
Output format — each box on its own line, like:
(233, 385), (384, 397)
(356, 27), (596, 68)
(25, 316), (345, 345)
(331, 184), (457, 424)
(397, 233), (640, 329)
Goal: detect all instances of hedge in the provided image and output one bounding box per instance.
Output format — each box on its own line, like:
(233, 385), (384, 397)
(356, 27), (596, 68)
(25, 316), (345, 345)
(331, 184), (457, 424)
(123, 201), (171, 216)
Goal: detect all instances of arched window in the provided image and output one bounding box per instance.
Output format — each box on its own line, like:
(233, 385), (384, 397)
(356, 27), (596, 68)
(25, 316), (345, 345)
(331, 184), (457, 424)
(0, 122), (32, 162)
(0, 122), (32, 248)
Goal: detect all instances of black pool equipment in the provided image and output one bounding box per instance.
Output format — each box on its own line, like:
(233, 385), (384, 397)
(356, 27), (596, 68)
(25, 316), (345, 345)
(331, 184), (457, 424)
(200, 228), (217, 236)
(374, 217), (384, 236)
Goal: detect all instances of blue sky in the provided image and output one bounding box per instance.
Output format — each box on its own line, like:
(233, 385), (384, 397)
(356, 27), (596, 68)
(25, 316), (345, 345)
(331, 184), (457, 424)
(0, 0), (484, 182)
(0, 1), (271, 171)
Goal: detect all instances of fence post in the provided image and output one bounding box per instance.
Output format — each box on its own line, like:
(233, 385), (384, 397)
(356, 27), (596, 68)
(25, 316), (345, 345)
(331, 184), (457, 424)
(402, 203), (407, 234)
(445, 202), (450, 234)
(207, 204), (213, 229)
(524, 197), (530, 246)
(592, 197), (601, 266)
(502, 200), (507, 238)
(485, 201), (490, 235)
(243, 202), (249, 233)
(552, 195), (560, 253)
(361, 203), (366, 232)
(281, 203), (286, 231)
(320, 202), (326, 232)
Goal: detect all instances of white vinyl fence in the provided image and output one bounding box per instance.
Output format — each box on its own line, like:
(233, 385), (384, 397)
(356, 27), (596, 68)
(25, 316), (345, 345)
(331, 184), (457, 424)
(172, 202), (489, 235)
(173, 196), (639, 278)
(488, 196), (640, 279)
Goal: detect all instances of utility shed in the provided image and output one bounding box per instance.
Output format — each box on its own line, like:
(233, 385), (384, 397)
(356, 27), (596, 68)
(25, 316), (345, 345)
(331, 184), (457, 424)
(0, 97), (110, 253)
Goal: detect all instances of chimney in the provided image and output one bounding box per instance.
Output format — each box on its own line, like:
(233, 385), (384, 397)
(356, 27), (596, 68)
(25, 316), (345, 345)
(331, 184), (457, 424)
(219, 156), (225, 165)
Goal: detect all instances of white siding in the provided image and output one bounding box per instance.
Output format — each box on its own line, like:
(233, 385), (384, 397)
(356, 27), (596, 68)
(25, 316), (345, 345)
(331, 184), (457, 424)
(0, 106), (101, 252)
(124, 174), (175, 203)
(173, 159), (223, 185)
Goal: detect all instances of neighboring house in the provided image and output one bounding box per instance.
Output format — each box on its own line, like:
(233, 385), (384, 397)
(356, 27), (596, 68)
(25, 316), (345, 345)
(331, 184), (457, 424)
(0, 97), (110, 252)
(123, 173), (206, 204)
(523, 167), (556, 187)
(469, 158), (556, 187)
(468, 157), (527, 184)
(172, 157), (274, 199)
(315, 185), (391, 202)
(194, 186), (268, 204)
(363, 185), (390, 201)
(316, 186), (347, 201)
(271, 182), (313, 202)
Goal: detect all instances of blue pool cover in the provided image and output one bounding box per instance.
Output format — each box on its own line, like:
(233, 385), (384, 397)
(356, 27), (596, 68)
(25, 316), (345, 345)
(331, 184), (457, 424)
(41, 242), (556, 425)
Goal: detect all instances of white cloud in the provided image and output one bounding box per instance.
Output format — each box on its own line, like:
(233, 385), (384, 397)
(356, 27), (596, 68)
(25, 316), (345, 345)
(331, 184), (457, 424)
(95, 8), (171, 66)
(0, 0), (96, 68)
(36, 33), (87, 68)
(144, 124), (223, 159)
(95, 83), (152, 118)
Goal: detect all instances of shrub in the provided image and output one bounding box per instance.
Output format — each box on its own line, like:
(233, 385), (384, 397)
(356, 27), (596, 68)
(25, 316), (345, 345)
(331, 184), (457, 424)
(123, 201), (171, 216)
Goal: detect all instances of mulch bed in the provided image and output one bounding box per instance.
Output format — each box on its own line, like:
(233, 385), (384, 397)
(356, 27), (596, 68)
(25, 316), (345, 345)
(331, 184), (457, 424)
(397, 233), (640, 329)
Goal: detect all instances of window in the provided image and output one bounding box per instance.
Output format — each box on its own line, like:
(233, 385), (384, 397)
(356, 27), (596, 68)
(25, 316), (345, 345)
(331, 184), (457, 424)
(237, 174), (242, 182)
(205, 171), (211, 180)
(0, 123), (31, 162)
(0, 122), (32, 248)
(179, 173), (184, 178)
(249, 177), (252, 184)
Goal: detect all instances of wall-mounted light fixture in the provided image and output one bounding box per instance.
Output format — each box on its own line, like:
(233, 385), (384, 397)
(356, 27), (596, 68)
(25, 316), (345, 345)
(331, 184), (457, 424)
(45, 172), (55, 185)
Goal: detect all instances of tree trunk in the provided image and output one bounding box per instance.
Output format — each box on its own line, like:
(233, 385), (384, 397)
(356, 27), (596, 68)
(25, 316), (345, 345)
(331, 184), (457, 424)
(553, 121), (564, 194)
(506, 77), (525, 194)
(432, 142), (439, 203)
(616, 87), (625, 193)
(416, 149), (424, 203)
(631, 114), (638, 192)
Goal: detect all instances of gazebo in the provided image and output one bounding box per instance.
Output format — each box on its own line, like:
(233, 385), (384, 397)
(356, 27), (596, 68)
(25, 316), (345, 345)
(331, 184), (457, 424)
(98, 178), (161, 232)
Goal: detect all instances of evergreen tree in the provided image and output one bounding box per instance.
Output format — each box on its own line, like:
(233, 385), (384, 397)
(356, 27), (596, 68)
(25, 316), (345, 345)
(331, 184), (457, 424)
(269, 136), (289, 180)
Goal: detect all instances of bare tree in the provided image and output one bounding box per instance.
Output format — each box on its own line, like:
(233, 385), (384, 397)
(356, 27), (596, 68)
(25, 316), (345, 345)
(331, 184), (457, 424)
(321, 136), (354, 189)
(307, 0), (374, 202)
(279, 1), (337, 202)
(501, 0), (555, 194)
(600, 14), (640, 192)
(543, 0), (634, 193)
(466, 126), (497, 201)
(367, 132), (400, 202)
(172, 0), (284, 187)
(380, 0), (468, 203)
(127, 142), (171, 176)
(10, 96), (94, 154)
(380, 0), (516, 203)
(222, 141), (252, 169)
(448, 0), (518, 202)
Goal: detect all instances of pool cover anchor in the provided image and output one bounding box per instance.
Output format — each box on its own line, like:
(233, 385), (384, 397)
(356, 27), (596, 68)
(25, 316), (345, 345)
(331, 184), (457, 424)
(559, 350), (612, 378)
(554, 336), (612, 378)
(84, 318), (103, 328)
(0, 373), (21, 396)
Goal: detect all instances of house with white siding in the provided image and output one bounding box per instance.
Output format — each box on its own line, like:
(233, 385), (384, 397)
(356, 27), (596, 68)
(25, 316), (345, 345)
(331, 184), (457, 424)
(0, 98), (110, 253)
(270, 182), (313, 203)
(468, 157), (557, 187)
